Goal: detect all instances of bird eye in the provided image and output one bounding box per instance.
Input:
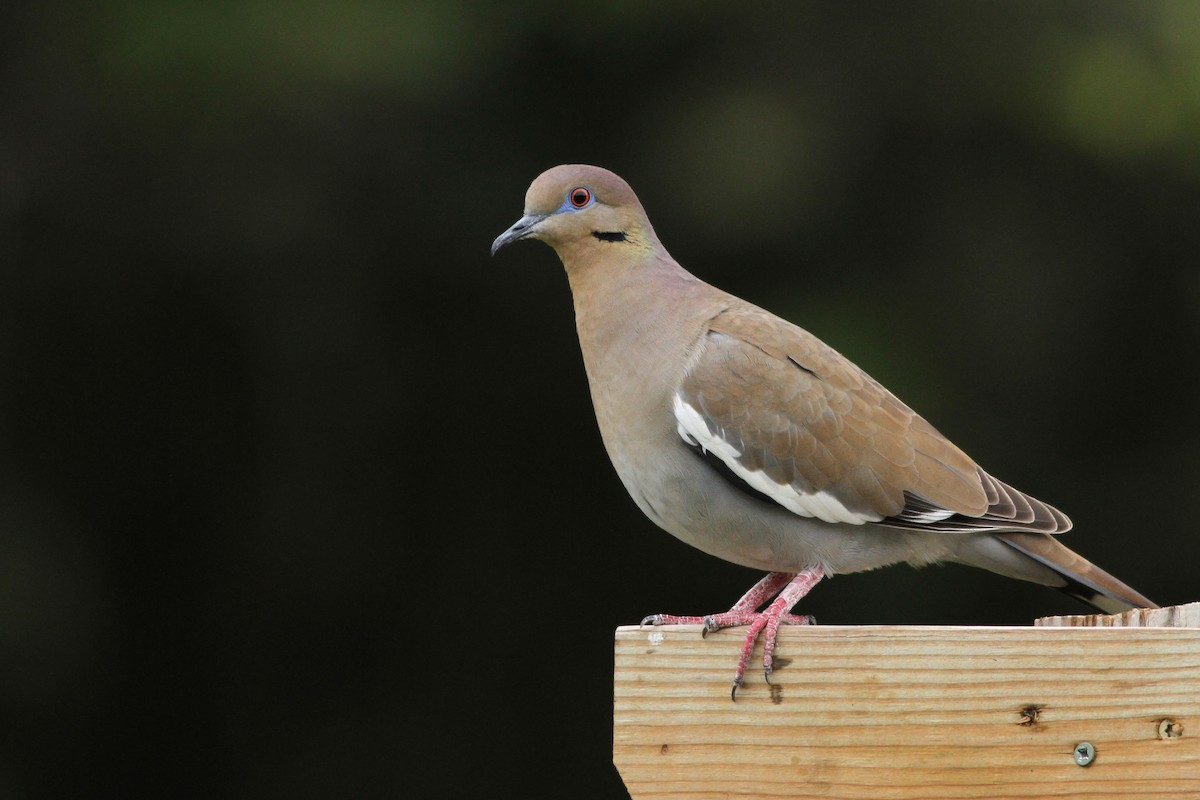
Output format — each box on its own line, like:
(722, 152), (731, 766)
(569, 187), (591, 208)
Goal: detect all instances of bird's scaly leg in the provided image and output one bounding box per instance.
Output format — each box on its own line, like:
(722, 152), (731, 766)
(642, 566), (824, 699)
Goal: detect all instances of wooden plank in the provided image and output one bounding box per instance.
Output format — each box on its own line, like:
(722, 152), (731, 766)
(1037, 601), (1200, 628)
(613, 623), (1200, 799)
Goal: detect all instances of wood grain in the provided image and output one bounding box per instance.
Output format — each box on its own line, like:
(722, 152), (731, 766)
(1037, 601), (1200, 628)
(613, 623), (1200, 799)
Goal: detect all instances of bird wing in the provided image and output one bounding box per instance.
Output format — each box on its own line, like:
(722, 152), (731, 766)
(674, 305), (1069, 533)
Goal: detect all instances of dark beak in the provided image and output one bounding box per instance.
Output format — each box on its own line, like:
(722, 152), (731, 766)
(491, 213), (548, 256)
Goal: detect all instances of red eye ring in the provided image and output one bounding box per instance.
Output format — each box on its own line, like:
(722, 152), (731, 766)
(569, 187), (591, 208)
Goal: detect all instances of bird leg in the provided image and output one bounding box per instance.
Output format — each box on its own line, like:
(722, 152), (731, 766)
(641, 571), (793, 627)
(641, 566), (824, 699)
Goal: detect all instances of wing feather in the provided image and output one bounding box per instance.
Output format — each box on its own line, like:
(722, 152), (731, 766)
(674, 306), (1070, 534)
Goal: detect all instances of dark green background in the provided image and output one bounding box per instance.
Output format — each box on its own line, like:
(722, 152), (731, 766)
(3, 2), (1197, 797)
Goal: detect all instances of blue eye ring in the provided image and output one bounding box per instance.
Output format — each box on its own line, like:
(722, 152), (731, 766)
(569, 187), (592, 208)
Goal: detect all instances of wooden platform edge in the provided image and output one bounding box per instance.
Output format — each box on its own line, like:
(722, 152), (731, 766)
(1036, 600), (1200, 627)
(613, 604), (1200, 800)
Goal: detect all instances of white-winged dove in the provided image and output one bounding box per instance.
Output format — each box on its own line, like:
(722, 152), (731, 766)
(492, 164), (1156, 698)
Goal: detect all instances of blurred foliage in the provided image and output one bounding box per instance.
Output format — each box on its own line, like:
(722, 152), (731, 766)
(2, 1), (1199, 798)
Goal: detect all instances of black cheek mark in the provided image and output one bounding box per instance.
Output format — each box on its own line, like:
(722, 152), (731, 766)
(592, 231), (627, 242)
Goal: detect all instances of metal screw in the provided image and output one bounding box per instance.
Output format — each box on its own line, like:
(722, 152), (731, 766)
(1073, 741), (1096, 767)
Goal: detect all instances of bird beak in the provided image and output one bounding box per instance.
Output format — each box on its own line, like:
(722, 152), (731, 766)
(491, 213), (548, 256)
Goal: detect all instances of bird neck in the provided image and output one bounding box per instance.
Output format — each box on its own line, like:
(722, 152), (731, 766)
(561, 248), (711, 396)
(562, 246), (690, 329)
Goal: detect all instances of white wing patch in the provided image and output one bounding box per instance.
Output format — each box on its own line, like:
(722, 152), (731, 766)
(899, 507), (956, 523)
(673, 394), (881, 526)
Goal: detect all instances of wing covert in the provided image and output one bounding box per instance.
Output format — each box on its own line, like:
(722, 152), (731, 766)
(674, 306), (1068, 533)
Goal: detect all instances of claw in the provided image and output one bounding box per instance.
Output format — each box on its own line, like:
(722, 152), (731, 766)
(641, 566), (825, 701)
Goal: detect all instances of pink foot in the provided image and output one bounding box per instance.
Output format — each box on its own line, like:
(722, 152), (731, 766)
(641, 566), (825, 699)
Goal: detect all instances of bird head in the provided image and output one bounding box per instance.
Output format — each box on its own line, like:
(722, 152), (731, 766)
(491, 165), (659, 259)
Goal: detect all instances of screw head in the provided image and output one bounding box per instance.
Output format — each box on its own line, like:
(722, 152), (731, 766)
(1073, 741), (1096, 767)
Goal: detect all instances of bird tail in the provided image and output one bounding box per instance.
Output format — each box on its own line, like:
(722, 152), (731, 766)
(995, 531), (1157, 613)
(954, 531), (1157, 614)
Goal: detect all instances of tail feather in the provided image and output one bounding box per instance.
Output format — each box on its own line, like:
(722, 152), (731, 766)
(994, 531), (1158, 614)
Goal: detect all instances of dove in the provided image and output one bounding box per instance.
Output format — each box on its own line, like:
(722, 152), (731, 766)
(492, 164), (1156, 697)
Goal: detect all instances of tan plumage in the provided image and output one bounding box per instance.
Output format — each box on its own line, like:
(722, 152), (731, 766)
(493, 164), (1156, 694)
(689, 307), (988, 522)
